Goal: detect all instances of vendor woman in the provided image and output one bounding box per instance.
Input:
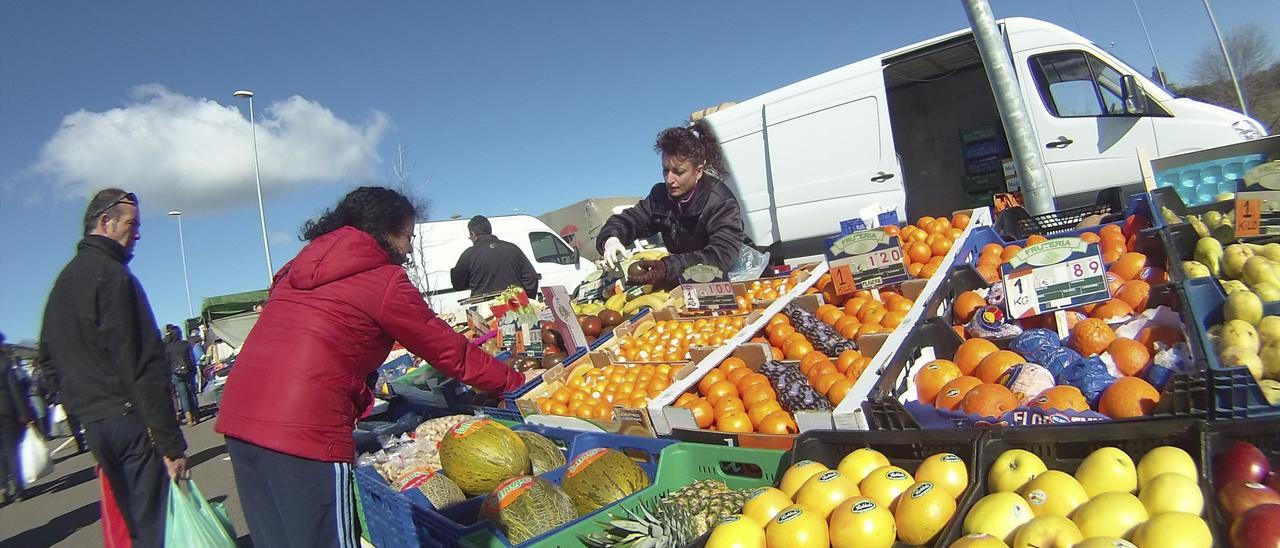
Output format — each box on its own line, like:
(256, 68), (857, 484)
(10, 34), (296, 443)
(597, 119), (746, 286)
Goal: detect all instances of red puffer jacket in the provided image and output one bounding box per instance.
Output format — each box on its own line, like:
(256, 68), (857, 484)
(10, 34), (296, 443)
(216, 226), (524, 462)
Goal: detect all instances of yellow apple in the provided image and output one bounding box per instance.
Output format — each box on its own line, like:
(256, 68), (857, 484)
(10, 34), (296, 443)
(1075, 447), (1138, 498)
(988, 449), (1047, 493)
(962, 492), (1034, 544)
(949, 533), (1011, 547)
(1072, 538), (1136, 548)
(1136, 446), (1198, 490)
(1011, 515), (1084, 548)
(837, 448), (890, 485)
(1129, 512), (1212, 548)
(1018, 470), (1089, 517)
(1071, 492), (1148, 539)
(1137, 473), (1203, 516)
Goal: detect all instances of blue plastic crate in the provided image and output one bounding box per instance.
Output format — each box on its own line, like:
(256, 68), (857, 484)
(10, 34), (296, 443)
(1181, 277), (1280, 419)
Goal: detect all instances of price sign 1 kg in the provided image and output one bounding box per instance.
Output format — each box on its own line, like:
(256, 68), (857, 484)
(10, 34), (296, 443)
(1001, 237), (1111, 319)
(824, 229), (910, 294)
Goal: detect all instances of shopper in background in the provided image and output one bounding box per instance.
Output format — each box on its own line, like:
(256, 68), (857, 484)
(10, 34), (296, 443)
(39, 189), (188, 548)
(217, 187), (526, 548)
(450, 215), (540, 297)
(0, 332), (35, 505)
(597, 119), (746, 286)
(163, 325), (200, 426)
(35, 342), (87, 454)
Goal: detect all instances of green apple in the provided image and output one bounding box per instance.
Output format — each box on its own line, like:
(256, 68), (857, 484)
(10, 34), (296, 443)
(963, 492), (1034, 545)
(1138, 473), (1203, 515)
(1129, 512), (1211, 548)
(1075, 447), (1138, 498)
(1224, 290), (1264, 325)
(1018, 470), (1088, 517)
(988, 449), (1047, 493)
(949, 533), (1011, 547)
(836, 447), (890, 485)
(1072, 492), (1148, 539)
(1219, 320), (1261, 354)
(1136, 446), (1198, 489)
(1073, 538), (1136, 548)
(1011, 515), (1083, 548)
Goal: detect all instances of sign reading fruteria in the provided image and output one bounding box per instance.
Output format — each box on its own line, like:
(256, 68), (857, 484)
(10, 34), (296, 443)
(1001, 237), (1111, 318)
(824, 229), (909, 294)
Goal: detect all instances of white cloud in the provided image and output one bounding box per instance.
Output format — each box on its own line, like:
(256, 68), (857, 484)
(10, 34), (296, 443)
(33, 84), (390, 212)
(268, 230), (298, 246)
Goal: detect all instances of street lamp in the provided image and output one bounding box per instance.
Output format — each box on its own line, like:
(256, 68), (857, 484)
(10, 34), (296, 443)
(168, 211), (194, 318)
(234, 89), (275, 285)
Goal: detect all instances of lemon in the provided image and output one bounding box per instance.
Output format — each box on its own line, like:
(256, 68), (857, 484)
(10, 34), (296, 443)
(915, 452), (969, 499)
(706, 514), (765, 548)
(828, 497), (895, 548)
(837, 448), (891, 485)
(894, 481), (957, 545)
(858, 465), (915, 512)
(793, 470), (861, 519)
(779, 460), (830, 498)
(765, 504), (829, 548)
(741, 487), (792, 525)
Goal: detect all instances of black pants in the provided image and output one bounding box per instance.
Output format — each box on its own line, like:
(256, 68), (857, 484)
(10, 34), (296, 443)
(227, 437), (358, 548)
(0, 419), (20, 489)
(85, 413), (170, 548)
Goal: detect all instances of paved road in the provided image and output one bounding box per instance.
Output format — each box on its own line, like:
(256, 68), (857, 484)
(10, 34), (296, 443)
(0, 409), (251, 547)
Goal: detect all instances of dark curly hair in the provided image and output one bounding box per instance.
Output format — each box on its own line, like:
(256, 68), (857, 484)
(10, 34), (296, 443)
(301, 186), (419, 264)
(654, 118), (728, 178)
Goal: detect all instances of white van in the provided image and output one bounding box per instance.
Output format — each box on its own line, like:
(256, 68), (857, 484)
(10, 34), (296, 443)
(703, 17), (1268, 258)
(406, 215), (597, 324)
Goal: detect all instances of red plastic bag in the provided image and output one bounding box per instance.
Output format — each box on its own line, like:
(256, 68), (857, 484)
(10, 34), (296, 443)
(98, 465), (132, 548)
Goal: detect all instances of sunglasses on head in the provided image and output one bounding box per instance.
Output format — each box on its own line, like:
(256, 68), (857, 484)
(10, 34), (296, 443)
(90, 192), (138, 220)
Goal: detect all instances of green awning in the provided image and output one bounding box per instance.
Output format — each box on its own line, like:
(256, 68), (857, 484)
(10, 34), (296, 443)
(201, 289), (269, 322)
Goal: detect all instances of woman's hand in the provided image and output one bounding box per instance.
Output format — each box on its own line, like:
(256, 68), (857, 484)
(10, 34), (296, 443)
(601, 237), (629, 269)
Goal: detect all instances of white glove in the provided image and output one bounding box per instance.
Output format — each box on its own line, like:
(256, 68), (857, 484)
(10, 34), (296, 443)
(602, 237), (630, 270)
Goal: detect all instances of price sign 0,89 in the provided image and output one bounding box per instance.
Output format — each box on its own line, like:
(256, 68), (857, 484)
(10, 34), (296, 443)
(824, 229), (910, 294)
(1001, 238), (1111, 319)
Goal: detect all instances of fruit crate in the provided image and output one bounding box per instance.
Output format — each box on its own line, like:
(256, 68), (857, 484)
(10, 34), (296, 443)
(1202, 416), (1280, 544)
(993, 187), (1125, 241)
(515, 442), (788, 548)
(789, 427), (985, 547)
(1181, 277), (1280, 419)
(958, 419), (1214, 545)
(1159, 222), (1280, 286)
(1149, 186), (1241, 230)
(354, 422), (585, 548)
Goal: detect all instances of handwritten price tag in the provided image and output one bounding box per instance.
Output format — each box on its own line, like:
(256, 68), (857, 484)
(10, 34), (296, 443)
(824, 229), (909, 294)
(1236, 198), (1261, 237)
(1001, 238), (1111, 319)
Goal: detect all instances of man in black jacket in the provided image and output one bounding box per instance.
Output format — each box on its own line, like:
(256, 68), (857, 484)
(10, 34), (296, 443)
(0, 333), (34, 505)
(450, 215), (540, 297)
(40, 189), (187, 548)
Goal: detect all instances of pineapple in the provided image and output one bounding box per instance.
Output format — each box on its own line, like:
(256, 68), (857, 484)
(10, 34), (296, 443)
(581, 481), (751, 546)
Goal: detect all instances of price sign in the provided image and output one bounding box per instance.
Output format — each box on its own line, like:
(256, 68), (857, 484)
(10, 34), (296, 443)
(824, 229), (909, 294)
(682, 281), (737, 311)
(1236, 198), (1261, 237)
(542, 286), (588, 352)
(1001, 238), (1111, 319)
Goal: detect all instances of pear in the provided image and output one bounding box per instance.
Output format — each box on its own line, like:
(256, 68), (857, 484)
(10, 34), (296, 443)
(1258, 316), (1280, 344)
(1193, 238), (1223, 277)
(1074, 447), (1138, 498)
(1182, 261), (1212, 279)
(1245, 242), (1280, 262)
(1222, 244), (1254, 280)
(1259, 380), (1280, 405)
(1204, 210), (1224, 227)
(1222, 280), (1251, 295)
(1243, 256), (1280, 289)
(1216, 192), (1236, 202)
(1253, 282), (1280, 303)
(1261, 340), (1280, 381)
(1219, 319), (1261, 353)
(1219, 346), (1263, 379)
(1224, 290), (1264, 325)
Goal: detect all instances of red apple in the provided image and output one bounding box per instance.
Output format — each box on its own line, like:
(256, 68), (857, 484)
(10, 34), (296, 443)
(1217, 441), (1272, 486)
(1220, 481), (1280, 519)
(1231, 504), (1280, 548)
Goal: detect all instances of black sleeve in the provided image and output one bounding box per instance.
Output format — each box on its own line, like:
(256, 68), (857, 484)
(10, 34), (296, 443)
(35, 341), (59, 401)
(596, 191), (659, 254)
(515, 248), (540, 297)
(184, 344), (197, 372)
(662, 195), (746, 281)
(98, 274), (186, 458)
(450, 249), (472, 291)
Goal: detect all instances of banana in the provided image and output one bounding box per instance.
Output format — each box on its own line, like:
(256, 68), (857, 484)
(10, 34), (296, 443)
(605, 293), (628, 312)
(580, 302), (606, 315)
(630, 250), (670, 262)
(621, 293), (669, 315)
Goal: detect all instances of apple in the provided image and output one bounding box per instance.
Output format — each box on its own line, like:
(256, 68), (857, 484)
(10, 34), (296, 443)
(1075, 447), (1138, 498)
(1019, 470), (1089, 517)
(1129, 512), (1212, 548)
(989, 449), (1047, 493)
(1231, 504), (1280, 548)
(1139, 473), (1204, 516)
(948, 533), (1010, 547)
(1072, 539), (1136, 548)
(1269, 471), (1280, 494)
(1136, 446), (1198, 490)
(1216, 441), (1271, 486)
(1071, 492), (1148, 539)
(1218, 481), (1280, 519)
(1011, 515), (1083, 548)
(963, 491), (1034, 544)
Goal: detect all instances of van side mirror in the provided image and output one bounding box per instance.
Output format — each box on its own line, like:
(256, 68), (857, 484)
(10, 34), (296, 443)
(1120, 74), (1148, 115)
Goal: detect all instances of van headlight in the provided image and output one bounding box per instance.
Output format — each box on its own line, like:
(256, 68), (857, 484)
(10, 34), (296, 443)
(1233, 119), (1265, 140)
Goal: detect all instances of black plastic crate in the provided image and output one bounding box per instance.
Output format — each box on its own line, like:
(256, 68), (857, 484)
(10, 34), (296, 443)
(1181, 277), (1280, 419)
(1161, 221), (1280, 285)
(963, 419), (1215, 545)
(993, 187), (1124, 240)
(1203, 417), (1280, 543)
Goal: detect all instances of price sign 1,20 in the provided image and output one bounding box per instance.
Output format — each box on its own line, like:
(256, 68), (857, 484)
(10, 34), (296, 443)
(1000, 237), (1111, 319)
(824, 229), (910, 295)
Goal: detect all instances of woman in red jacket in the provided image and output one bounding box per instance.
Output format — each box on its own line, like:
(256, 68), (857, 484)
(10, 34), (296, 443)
(216, 187), (524, 548)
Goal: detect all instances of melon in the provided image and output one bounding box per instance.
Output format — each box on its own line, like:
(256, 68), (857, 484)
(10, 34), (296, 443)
(398, 470), (466, 509)
(561, 448), (650, 516)
(480, 475), (577, 544)
(517, 430), (566, 475)
(439, 418), (531, 496)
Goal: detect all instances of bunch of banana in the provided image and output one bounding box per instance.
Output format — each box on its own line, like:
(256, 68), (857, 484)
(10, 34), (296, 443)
(621, 291), (670, 315)
(572, 300), (606, 315)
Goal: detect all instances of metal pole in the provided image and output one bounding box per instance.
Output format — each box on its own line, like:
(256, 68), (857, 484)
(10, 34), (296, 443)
(960, 0), (1055, 215)
(1131, 0), (1166, 88)
(174, 213), (194, 317)
(246, 95), (275, 284)
(1202, 0), (1249, 117)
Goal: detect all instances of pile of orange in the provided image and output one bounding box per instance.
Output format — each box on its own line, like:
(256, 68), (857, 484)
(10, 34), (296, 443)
(610, 317), (747, 363)
(797, 348), (872, 405)
(800, 283), (917, 337)
(971, 222), (1168, 286)
(896, 212), (971, 279)
(536, 362), (681, 420)
(674, 357), (799, 434)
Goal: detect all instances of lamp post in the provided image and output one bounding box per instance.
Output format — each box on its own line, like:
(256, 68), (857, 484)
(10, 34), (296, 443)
(233, 89), (275, 285)
(168, 211), (194, 318)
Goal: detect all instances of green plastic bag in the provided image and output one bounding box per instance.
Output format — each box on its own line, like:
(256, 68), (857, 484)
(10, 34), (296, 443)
(165, 479), (237, 548)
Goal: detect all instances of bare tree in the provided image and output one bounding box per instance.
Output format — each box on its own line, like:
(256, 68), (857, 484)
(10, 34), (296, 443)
(387, 142), (437, 304)
(1189, 23), (1274, 84)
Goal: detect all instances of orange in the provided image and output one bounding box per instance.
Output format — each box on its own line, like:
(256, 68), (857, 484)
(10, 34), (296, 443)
(981, 243), (1004, 257)
(887, 296), (914, 312)
(1138, 266), (1169, 284)
(747, 400), (784, 427)
(933, 376), (982, 410)
(1025, 234), (1048, 246)
(726, 367), (753, 385)
(687, 398), (715, 429)
(815, 372), (845, 395)
(931, 237), (953, 257)
(814, 273), (832, 292)
(713, 396), (746, 417)
(839, 321), (862, 340)
(1101, 244), (1123, 264)
(844, 297), (870, 317)
(1097, 377), (1160, 418)
(914, 359), (962, 404)
(919, 262), (940, 278)
(908, 242), (933, 264)
(1109, 252), (1148, 281)
(1079, 231), (1101, 243)
(953, 338), (1000, 375)
(538, 398), (555, 414)
(784, 340), (815, 361)
(767, 324), (795, 348)
(719, 356), (748, 374)
(1000, 245), (1023, 262)
(952, 291), (987, 325)
(1106, 337), (1151, 377)
(827, 378), (855, 405)
(833, 314), (861, 334)
(819, 307), (846, 325)
(835, 350), (862, 372)
(847, 357), (873, 380)
(960, 383), (1020, 418)
(1115, 280), (1152, 311)
(717, 412), (754, 433)
(549, 402), (569, 415)
(770, 346), (785, 360)
(704, 380), (740, 405)
(952, 325), (967, 341)
(784, 332), (810, 350)
(698, 370), (727, 394)
(800, 351), (832, 371)
(1090, 299), (1135, 321)
(1099, 224), (1123, 237)
(882, 224), (901, 236)
(951, 213), (971, 229)
(857, 323), (888, 337)
(742, 384), (777, 408)
(917, 216), (936, 228)
(675, 393), (697, 407)
(1030, 385), (1090, 412)
(948, 227), (965, 240)
(1071, 318), (1117, 357)
(822, 284), (850, 307)
(592, 402), (613, 420)
(551, 387), (572, 404)
(975, 263), (1000, 283)
(1137, 325), (1183, 355)
(881, 310), (907, 329)
(861, 306), (888, 326)
(757, 411), (799, 435)
(767, 314), (790, 328)
(975, 350), (1026, 383)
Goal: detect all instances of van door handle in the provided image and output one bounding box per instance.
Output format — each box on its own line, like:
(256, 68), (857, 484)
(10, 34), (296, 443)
(1045, 136), (1074, 149)
(870, 172), (895, 182)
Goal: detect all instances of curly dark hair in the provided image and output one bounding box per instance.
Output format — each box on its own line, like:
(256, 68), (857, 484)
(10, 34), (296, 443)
(654, 118), (728, 178)
(301, 186), (419, 264)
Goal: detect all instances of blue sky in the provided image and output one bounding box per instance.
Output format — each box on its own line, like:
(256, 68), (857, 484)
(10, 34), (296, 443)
(1, 0), (1276, 343)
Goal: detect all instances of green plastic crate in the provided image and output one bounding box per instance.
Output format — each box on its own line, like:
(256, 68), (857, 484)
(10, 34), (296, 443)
(459, 442), (787, 548)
